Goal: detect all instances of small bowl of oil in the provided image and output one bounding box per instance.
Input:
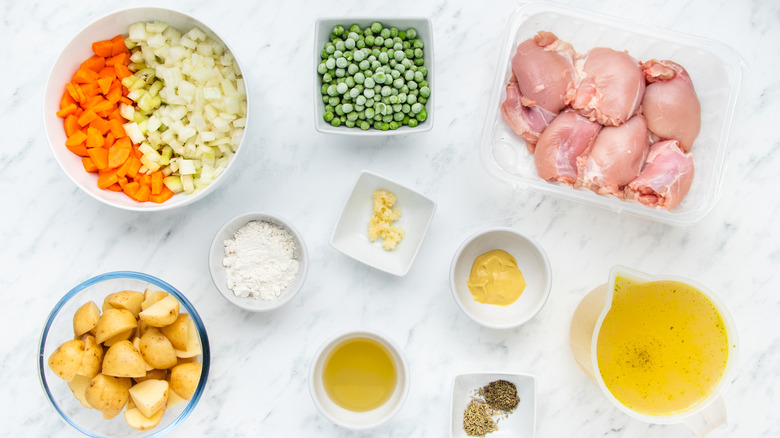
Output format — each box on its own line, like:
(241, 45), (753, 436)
(308, 329), (410, 430)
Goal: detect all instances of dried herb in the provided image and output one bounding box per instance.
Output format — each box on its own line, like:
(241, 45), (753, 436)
(463, 400), (497, 437)
(479, 379), (520, 413)
(462, 379), (522, 436)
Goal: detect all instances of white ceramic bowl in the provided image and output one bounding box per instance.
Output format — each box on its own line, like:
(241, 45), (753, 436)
(450, 227), (552, 329)
(38, 271), (209, 437)
(208, 212), (308, 312)
(43, 7), (249, 211)
(451, 372), (536, 437)
(309, 329), (410, 430)
(313, 17), (434, 135)
(331, 170), (436, 276)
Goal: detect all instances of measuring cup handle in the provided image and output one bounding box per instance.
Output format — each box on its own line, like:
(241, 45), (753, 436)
(683, 395), (727, 436)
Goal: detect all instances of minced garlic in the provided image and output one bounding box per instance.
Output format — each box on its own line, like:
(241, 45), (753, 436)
(368, 190), (405, 250)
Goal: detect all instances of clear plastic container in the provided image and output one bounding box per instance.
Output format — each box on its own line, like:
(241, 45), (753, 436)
(480, 2), (742, 225)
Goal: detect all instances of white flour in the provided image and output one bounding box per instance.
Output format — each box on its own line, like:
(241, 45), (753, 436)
(223, 220), (299, 300)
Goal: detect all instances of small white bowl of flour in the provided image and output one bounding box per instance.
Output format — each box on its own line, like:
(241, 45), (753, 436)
(209, 212), (308, 311)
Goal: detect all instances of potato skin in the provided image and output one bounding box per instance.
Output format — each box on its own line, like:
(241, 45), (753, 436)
(85, 373), (132, 415)
(169, 362), (202, 400)
(48, 339), (86, 382)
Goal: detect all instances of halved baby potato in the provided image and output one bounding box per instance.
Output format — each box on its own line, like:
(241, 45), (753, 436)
(103, 290), (145, 318)
(73, 301), (101, 337)
(139, 294), (179, 327)
(102, 340), (147, 378)
(85, 373), (132, 417)
(95, 309), (137, 345)
(48, 339), (86, 382)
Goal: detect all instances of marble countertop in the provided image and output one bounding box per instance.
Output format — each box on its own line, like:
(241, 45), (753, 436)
(2, 0), (778, 436)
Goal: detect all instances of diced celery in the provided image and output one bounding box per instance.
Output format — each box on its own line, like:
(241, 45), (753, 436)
(163, 175), (184, 193)
(181, 174), (195, 194)
(123, 122), (145, 144)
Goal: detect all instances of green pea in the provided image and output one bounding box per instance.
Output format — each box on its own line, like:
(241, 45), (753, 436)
(345, 38), (355, 50)
(413, 39), (423, 49)
(394, 111), (404, 122)
(365, 98), (374, 107)
(359, 60), (370, 70)
(414, 57), (424, 66)
(407, 94), (417, 104)
(342, 103), (354, 113)
(354, 72), (365, 84)
(328, 96), (340, 106)
(364, 27), (373, 36)
(380, 28), (391, 39)
(381, 122), (390, 130)
(414, 48), (423, 59)
(345, 119), (355, 128)
(418, 96), (427, 104)
(371, 22), (382, 33)
(347, 64), (359, 76)
(365, 35), (375, 46)
(322, 95), (329, 103)
(335, 105), (344, 116)
(332, 25), (344, 36)
(408, 118), (418, 127)
(356, 39), (365, 49)
(420, 86), (430, 98)
(335, 68), (345, 78)
(349, 87), (360, 99)
(416, 109), (427, 121)
(402, 103), (411, 113)
(389, 121), (399, 130)
(365, 108), (375, 118)
(406, 28), (417, 39)
(324, 111), (334, 122)
(417, 66), (428, 77)
(335, 40), (346, 51)
(360, 121), (370, 130)
(405, 49), (414, 59)
(398, 31), (406, 40)
(378, 52), (389, 64)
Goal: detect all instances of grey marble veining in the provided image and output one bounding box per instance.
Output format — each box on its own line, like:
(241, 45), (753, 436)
(2, 0), (779, 436)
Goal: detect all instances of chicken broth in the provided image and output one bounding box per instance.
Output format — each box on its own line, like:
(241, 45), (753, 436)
(596, 277), (729, 416)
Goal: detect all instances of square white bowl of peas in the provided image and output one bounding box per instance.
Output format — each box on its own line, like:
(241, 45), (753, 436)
(314, 18), (434, 135)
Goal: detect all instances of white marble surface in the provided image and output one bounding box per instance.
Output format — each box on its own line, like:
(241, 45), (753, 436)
(2, 0), (778, 436)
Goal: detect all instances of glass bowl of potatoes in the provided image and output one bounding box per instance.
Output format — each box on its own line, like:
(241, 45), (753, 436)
(37, 271), (210, 437)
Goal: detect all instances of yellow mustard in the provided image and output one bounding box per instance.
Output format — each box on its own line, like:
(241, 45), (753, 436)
(467, 249), (526, 306)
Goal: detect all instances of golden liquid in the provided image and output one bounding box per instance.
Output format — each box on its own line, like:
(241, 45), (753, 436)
(596, 277), (729, 416)
(322, 337), (397, 412)
(467, 249), (527, 306)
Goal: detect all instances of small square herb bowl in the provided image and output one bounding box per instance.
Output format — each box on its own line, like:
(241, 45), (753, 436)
(330, 170), (436, 276)
(451, 372), (536, 438)
(313, 17), (434, 135)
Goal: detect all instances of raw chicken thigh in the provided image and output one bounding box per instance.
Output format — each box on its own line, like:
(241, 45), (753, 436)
(577, 115), (650, 197)
(641, 60), (701, 152)
(572, 48), (645, 127)
(501, 31), (577, 149)
(625, 140), (694, 210)
(534, 109), (601, 186)
(501, 79), (558, 150)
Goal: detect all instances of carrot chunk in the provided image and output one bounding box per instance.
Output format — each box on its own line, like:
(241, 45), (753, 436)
(56, 104), (78, 118)
(122, 181), (140, 198)
(134, 184), (151, 202)
(108, 137), (132, 168)
(97, 170), (119, 189)
(108, 118), (126, 138)
(87, 146), (109, 170)
(86, 127), (105, 149)
(111, 35), (128, 56)
(72, 68), (99, 84)
(81, 157), (98, 172)
(150, 186), (174, 203)
(64, 115), (81, 137)
(92, 40), (114, 57)
(81, 55), (106, 73)
(65, 130), (88, 147)
(77, 109), (98, 127)
(150, 171), (163, 195)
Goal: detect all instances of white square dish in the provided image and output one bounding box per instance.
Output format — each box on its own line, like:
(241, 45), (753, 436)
(451, 373), (536, 438)
(480, 3), (742, 225)
(313, 17), (434, 135)
(330, 170), (436, 276)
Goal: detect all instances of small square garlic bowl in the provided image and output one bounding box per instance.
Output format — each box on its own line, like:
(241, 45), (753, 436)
(330, 170), (436, 276)
(451, 372), (536, 438)
(313, 17), (434, 135)
(208, 212), (309, 312)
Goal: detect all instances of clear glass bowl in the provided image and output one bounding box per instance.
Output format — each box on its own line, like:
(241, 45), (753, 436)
(37, 271), (210, 437)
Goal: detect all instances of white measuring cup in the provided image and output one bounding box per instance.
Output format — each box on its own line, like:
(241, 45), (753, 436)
(570, 266), (739, 436)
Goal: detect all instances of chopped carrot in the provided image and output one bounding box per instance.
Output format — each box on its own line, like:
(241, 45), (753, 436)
(81, 55), (106, 73)
(56, 104), (78, 118)
(72, 68), (99, 84)
(89, 116), (110, 135)
(108, 118), (126, 138)
(111, 35), (128, 56)
(77, 109), (98, 127)
(134, 184), (151, 202)
(150, 171), (163, 195)
(97, 77), (113, 95)
(114, 63), (132, 79)
(97, 170), (119, 189)
(98, 66), (116, 79)
(108, 137), (132, 168)
(65, 130), (87, 147)
(91, 99), (115, 114)
(60, 34), (173, 204)
(92, 40), (114, 58)
(104, 132), (115, 149)
(150, 186), (174, 203)
(122, 181), (140, 198)
(86, 127), (104, 148)
(127, 157), (142, 178)
(87, 146), (109, 170)
(105, 52), (128, 67)
(67, 144), (89, 157)
(61, 90), (77, 109)
(82, 157), (98, 172)
(116, 154), (135, 177)
(64, 115), (80, 137)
